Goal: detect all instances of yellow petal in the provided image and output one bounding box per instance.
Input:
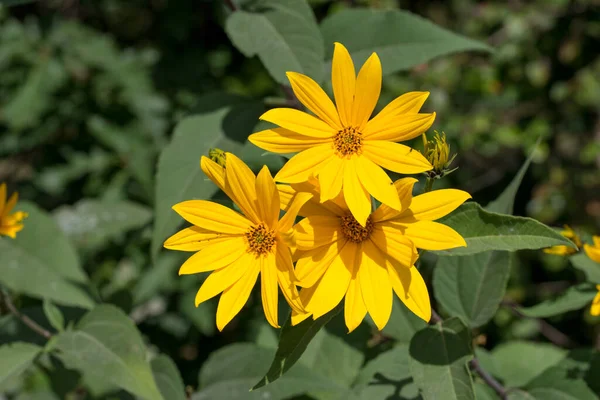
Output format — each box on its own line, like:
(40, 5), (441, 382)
(279, 192), (313, 232)
(591, 292), (600, 316)
(303, 241), (355, 319)
(343, 158), (371, 227)
(370, 225), (418, 268)
(0, 224), (23, 238)
(256, 166), (280, 228)
(398, 189), (472, 222)
(585, 244), (600, 263)
(331, 42), (356, 127)
(164, 226), (231, 252)
(295, 239), (346, 287)
(344, 250), (367, 333)
(277, 184), (295, 211)
(363, 112), (436, 141)
(216, 259), (261, 331)
(401, 220), (466, 251)
(276, 245), (304, 313)
(278, 184), (338, 218)
(173, 200), (251, 234)
(200, 156), (227, 195)
(351, 52), (381, 130)
(249, 128), (330, 153)
(544, 246), (572, 256)
(291, 285), (317, 325)
(359, 241), (393, 330)
(3, 192), (18, 218)
(195, 252), (255, 305)
(225, 153), (261, 223)
(274, 144), (334, 183)
(371, 178), (418, 222)
(363, 141), (432, 174)
(260, 108), (336, 138)
(179, 237), (247, 275)
(356, 156), (401, 210)
(388, 264), (431, 322)
(287, 71), (342, 130)
(317, 156), (345, 202)
(593, 236), (600, 247)
(294, 215), (340, 250)
(0, 183), (6, 216)
(368, 92), (430, 130)
(261, 254), (280, 328)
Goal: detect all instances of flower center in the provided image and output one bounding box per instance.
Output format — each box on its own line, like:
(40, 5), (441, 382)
(333, 127), (362, 157)
(340, 214), (373, 243)
(245, 223), (276, 256)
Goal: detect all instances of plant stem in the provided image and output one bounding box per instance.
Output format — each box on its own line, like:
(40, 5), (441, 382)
(469, 358), (508, 399)
(0, 289), (52, 339)
(423, 177), (434, 193)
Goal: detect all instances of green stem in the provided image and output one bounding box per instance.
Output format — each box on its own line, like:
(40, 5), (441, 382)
(423, 177), (434, 193)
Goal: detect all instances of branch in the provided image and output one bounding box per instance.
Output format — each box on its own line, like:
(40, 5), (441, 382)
(469, 358), (508, 399)
(1, 289), (52, 339)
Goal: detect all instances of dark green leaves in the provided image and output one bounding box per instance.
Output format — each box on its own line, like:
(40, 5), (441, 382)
(409, 318), (475, 400)
(517, 284), (597, 318)
(0, 342), (42, 389)
(518, 366), (598, 400)
(225, 0), (324, 84)
(321, 9), (491, 76)
(571, 253), (600, 284)
(151, 355), (186, 400)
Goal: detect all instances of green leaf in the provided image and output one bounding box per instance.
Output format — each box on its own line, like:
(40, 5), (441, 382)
(517, 283), (597, 318)
(352, 344), (420, 400)
(409, 318), (475, 400)
(53, 199), (152, 251)
(0, 342), (42, 389)
(474, 382), (499, 400)
(152, 94), (263, 260)
(571, 253), (600, 284)
(375, 297), (426, 344)
(42, 299), (65, 332)
(523, 366), (598, 400)
(133, 252), (184, 304)
(252, 303), (342, 390)
(151, 355), (186, 400)
(54, 305), (162, 400)
(435, 203), (576, 256)
(225, 0), (324, 85)
(433, 252), (511, 328)
(320, 9), (491, 76)
(488, 341), (566, 387)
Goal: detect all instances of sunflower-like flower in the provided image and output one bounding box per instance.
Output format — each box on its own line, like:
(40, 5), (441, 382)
(250, 42), (435, 227)
(543, 225), (582, 256)
(164, 153), (310, 330)
(0, 183), (28, 239)
(584, 236), (600, 263)
(277, 178), (471, 332)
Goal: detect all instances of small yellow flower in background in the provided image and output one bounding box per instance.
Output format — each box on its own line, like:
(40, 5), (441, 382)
(543, 225), (582, 256)
(0, 183), (28, 239)
(584, 236), (600, 263)
(422, 131), (457, 176)
(277, 177), (471, 332)
(591, 285), (600, 316)
(164, 153), (311, 331)
(249, 42), (434, 227)
(208, 148), (227, 167)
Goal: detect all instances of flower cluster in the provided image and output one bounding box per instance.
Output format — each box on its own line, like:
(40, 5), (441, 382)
(165, 43), (471, 332)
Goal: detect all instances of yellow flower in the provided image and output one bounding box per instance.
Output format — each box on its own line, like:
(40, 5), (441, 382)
(543, 225), (582, 256)
(422, 131), (456, 175)
(278, 177), (471, 332)
(0, 183), (28, 239)
(591, 285), (600, 316)
(249, 42), (434, 227)
(584, 236), (600, 263)
(164, 153), (310, 331)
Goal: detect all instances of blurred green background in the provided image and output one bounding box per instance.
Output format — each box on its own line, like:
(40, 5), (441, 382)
(1, 0), (599, 397)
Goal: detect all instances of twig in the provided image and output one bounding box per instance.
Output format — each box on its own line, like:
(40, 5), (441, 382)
(1, 289), (52, 339)
(469, 358), (508, 399)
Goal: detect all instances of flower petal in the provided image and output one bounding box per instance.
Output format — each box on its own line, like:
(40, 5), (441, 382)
(363, 141), (432, 174)
(216, 258), (261, 331)
(0, 183), (6, 215)
(585, 244), (600, 264)
(164, 226), (231, 252)
(388, 264), (431, 322)
(317, 156), (345, 202)
(356, 156), (401, 211)
(401, 220), (466, 250)
(398, 189), (472, 222)
(278, 184), (336, 218)
(343, 158), (371, 227)
(3, 191), (17, 217)
(195, 252), (256, 305)
(352, 52), (382, 130)
(370, 225), (417, 268)
(359, 241), (393, 330)
(249, 128), (330, 153)
(279, 192), (313, 232)
(200, 156), (227, 194)
(260, 108), (336, 138)
(287, 71), (342, 129)
(303, 241), (355, 319)
(274, 144), (333, 183)
(291, 286), (317, 325)
(179, 237), (247, 275)
(294, 215), (340, 250)
(371, 178), (418, 222)
(173, 200), (251, 234)
(295, 239), (346, 288)
(261, 254), (280, 328)
(276, 245), (304, 313)
(344, 246), (367, 333)
(364, 92), (430, 135)
(332, 42), (356, 127)
(225, 153), (260, 223)
(591, 292), (600, 316)
(363, 112), (436, 141)
(256, 166), (280, 228)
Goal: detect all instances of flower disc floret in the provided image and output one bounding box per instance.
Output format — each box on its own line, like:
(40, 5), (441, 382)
(334, 127), (363, 157)
(245, 223), (276, 256)
(341, 214), (372, 242)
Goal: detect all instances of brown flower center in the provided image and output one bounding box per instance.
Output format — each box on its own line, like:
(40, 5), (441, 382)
(333, 126), (363, 157)
(245, 223), (276, 256)
(340, 214), (373, 243)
